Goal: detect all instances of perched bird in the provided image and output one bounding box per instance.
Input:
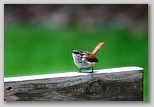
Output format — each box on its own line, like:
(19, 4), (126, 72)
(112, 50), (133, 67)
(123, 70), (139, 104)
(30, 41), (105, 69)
(71, 42), (104, 73)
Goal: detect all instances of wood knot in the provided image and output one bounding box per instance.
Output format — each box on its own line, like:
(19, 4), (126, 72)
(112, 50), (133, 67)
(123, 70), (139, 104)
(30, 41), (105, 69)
(85, 80), (102, 95)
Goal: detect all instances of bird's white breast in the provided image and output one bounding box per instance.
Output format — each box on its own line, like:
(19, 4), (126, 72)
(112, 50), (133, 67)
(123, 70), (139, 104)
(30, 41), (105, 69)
(72, 53), (96, 69)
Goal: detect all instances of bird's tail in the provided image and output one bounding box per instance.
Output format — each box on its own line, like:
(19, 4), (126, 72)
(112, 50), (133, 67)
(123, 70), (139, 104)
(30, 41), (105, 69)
(92, 42), (104, 56)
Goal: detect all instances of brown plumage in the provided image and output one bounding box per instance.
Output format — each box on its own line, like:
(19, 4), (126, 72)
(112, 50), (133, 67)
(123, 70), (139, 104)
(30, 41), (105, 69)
(72, 42), (104, 73)
(85, 52), (98, 62)
(92, 42), (104, 55)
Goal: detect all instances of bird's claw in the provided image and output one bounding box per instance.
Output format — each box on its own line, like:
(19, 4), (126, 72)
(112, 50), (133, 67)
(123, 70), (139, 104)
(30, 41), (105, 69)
(78, 70), (81, 73)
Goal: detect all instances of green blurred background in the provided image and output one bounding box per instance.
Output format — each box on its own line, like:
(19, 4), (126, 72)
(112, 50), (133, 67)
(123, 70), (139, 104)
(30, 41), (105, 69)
(4, 4), (148, 101)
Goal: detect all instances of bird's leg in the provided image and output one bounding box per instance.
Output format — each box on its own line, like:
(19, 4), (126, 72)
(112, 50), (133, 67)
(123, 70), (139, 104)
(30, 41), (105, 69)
(78, 68), (82, 73)
(91, 67), (94, 73)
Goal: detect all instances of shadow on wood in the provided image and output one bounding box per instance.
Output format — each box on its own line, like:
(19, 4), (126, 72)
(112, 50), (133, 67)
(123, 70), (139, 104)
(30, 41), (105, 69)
(4, 66), (143, 101)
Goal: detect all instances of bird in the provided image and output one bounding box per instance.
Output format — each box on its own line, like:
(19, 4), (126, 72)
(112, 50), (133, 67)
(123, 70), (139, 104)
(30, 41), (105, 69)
(71, 42), (104, 73)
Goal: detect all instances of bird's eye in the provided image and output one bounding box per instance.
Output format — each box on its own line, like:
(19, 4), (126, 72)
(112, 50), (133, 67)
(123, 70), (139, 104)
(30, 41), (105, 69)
(73, 51), (80, 54)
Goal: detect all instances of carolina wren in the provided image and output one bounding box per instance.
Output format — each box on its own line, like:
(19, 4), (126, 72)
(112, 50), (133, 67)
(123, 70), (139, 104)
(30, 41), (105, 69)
(71, 42), (104, 73)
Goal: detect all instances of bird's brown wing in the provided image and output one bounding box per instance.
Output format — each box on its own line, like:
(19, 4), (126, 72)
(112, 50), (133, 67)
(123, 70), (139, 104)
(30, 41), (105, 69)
(86, 52), (98, 62)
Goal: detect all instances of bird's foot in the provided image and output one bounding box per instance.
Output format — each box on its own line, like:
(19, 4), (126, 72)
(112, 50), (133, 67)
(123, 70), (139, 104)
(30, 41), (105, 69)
(78, 69), (82, 73)
(90, 67), (94, 73)
(89, 70), (94, 75)
(78, 71), (81, 73)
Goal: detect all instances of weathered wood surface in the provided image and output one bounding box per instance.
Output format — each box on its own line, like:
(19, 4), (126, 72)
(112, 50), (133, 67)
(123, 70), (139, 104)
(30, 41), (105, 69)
(4, 66), (143, 101)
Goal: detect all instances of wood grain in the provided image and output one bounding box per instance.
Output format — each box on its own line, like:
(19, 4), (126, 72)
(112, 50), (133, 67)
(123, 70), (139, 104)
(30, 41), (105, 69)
(4, 67), (143, 101)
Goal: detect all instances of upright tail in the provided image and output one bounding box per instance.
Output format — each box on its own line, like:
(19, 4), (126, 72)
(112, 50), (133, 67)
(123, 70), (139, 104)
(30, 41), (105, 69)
(91, 42), (105, 56)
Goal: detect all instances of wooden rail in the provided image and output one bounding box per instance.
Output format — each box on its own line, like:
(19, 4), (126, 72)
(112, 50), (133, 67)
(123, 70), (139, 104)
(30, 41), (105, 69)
(4, 66), (143, 101)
